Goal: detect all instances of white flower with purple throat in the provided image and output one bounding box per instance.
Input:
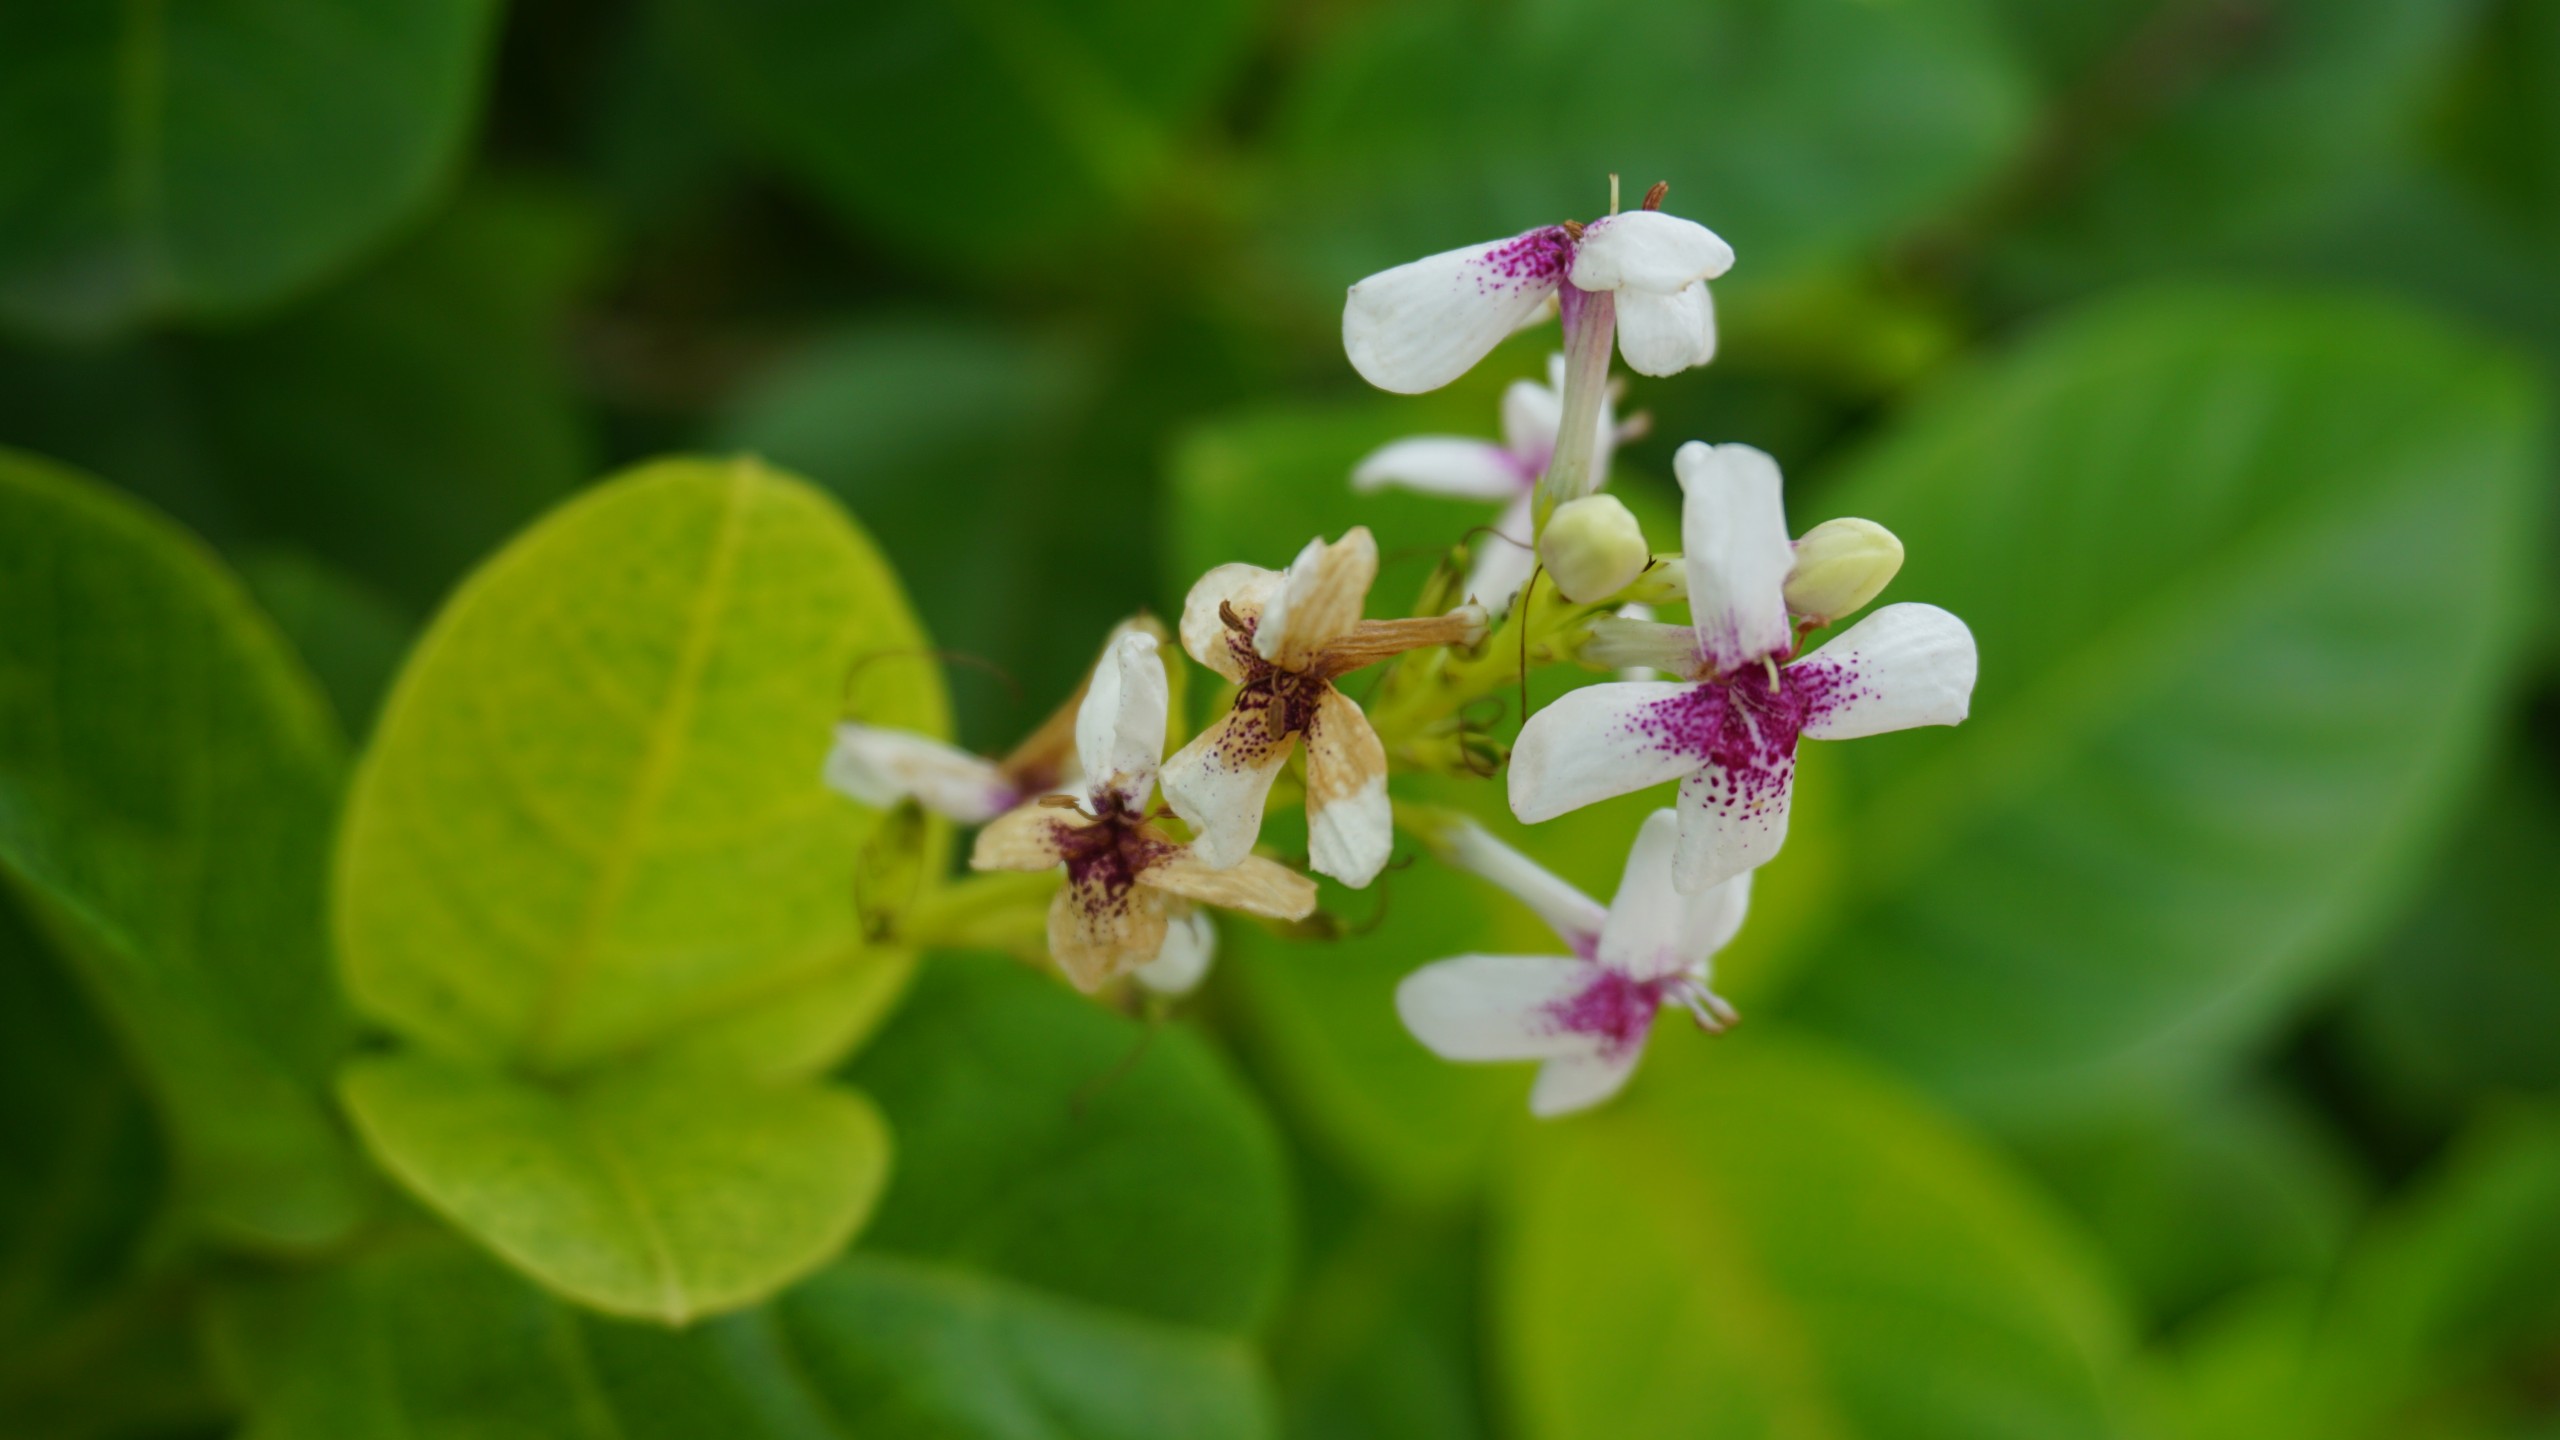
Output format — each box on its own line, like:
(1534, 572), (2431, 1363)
(1509, 441), (1978, 894)
(1397, 811), (1748, 1117)
(1349, 354), (1648, 608)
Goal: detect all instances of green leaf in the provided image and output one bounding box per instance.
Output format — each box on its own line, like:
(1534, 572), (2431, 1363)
(1777, 288), (2547, 1116)
(844, 952), (1291, 1334)
(0, 0), (502, 336)
(657, 0), (1261, 269)
(1993, 0), (2482, 296)
(341, 1054), (892, 1324)
(178, 186), (599, 608)
(1262, 0), (2030, 297)
(2344, 755), (2560, 1104)
(2015, 1082), (2364, 1325)
(236, 549), (413, 737)
(214, 1236), (1277, 1440)
(0, 890), (161, 1356)
(715, 320), (1103, 752)
(335, 455), (945, 1076)
(227, 960), (1289, 1435)
(1494, 1033), (2134, 1440)
(0, 448), (364, 1249)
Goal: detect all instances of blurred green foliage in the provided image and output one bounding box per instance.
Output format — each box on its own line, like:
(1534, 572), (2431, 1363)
(0, 0), (2555, 1437)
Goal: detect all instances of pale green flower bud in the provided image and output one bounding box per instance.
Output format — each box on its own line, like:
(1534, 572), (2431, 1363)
(1783, 517), (1903, 623)
(1537, 494), (1648, 603)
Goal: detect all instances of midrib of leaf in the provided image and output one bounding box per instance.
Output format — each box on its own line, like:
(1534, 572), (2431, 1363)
(525, 464), (754, 1071)
(569, 1097), (691, 1327)
(1823, 381), (2515, 929)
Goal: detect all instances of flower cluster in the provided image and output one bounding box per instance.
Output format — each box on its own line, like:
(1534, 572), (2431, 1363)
(827, 181), (1978, 1114)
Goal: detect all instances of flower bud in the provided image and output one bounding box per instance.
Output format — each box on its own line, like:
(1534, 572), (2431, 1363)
(1538, 495), (1649, 603)
(1783, 517), (1903, 623)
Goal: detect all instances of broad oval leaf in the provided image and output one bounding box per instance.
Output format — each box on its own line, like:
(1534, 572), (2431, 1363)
(659, 0), (1260, 270)
(340, 1054), (891, 1324)
(335, 455), (946, 1076)
(844, 952), (1292, 1333)
(0, 448), (364, 1249)
(0, 0), (502, 335)
(1496, 1033), (2133, 1440)
(213, 1237), (1277, 1440)
(1777, 288), (2547, 1116)
(225, 957), (1290, 1437)
(1263, 0), (2031, 297)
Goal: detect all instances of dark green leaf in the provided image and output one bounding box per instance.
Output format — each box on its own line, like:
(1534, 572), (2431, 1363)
(0, 0), (502, 335)
(1495, 1033), (2134, 1440)
(1779, 288), (2547, 1116)
(657, 0), (1260, 269)
(0, 448), (364, 1249)
(236, 549), (413, 737)
(1264, 0), (2031, 297)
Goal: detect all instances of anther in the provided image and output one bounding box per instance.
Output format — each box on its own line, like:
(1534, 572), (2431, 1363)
(1763, 655), (1782, 694)
(1641, 180), (1668, 211)
(1219, 600), (1246, 632)
(1560, 218), (1586, 241)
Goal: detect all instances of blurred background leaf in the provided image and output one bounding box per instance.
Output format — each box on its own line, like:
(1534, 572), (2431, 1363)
(0, 0), (502, 336)
(0, 450), (366, 1252)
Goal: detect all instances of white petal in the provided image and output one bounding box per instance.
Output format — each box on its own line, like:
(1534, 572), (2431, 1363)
(1178, 563), (1283, 681)
(1613, 282), (1716, 378)
(1344, 230), (1572, 393)
(1442, 818), (1607, 954)
(1674, 763), (1792, 895)
(1160, 708), (1294, 869)
(1566, 211), (1735, 293)
(1598, 810), (1753, 979)
(1304, 688), (1391, 888)
(1508, 681), (1704, 823)
(824, 723), (1013, 823)
(1501, 372), (1563, 465)
(1074, 630), (1169, 808)
(1395, 954), (1601, 1061)
(1793, 603), (1979, 740)
(1134, 905), (1216, 995)
(1676, 442), (1795, 673)
(1352, 437), (1527, 500)
(1530, 1046), (1647, 1117)
(1257, 528), (1376, 668)
(1464, 491), (1539, 609)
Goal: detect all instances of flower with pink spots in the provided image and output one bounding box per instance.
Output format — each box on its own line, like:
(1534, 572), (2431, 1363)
(1349, 354), (1647, 609)
(1397, 811), (1748, 1117)
(972, 630), (1316, 992)
(1342, 204), (1733, 395)
(1508, 441), (1978, 894)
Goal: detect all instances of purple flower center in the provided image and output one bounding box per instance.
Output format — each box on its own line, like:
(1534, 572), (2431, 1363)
(1619, 659), (1858, 808)
(1225, 621), (1331, 739)
(1541, 967), (1678, 1058)
(1053, 793), (1173, 902)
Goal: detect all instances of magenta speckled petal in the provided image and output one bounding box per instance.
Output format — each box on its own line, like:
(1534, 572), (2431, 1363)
(1567, 210), (1735, 292)
(1396, 953), (1605, 1062)
(1345, 229), (1571, 394)
(1673, 764), (1793, 895)
(1159, 707), (1294, 869)
(1794, 602), (1979, 741)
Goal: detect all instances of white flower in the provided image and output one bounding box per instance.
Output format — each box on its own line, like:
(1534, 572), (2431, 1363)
(1161, 528), (1486, 889)
(1343, 208), (1734, 394)
(1510, 442), (1978, 893)
(824, 722), (1027, 824)
(1350, 355), (1643, 607)
(972, 631), (1316, 992)
(1396, 811), (1748, 1117)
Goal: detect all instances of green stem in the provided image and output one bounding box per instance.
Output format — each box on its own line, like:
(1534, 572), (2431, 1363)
(901, 870), (1058, 952)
